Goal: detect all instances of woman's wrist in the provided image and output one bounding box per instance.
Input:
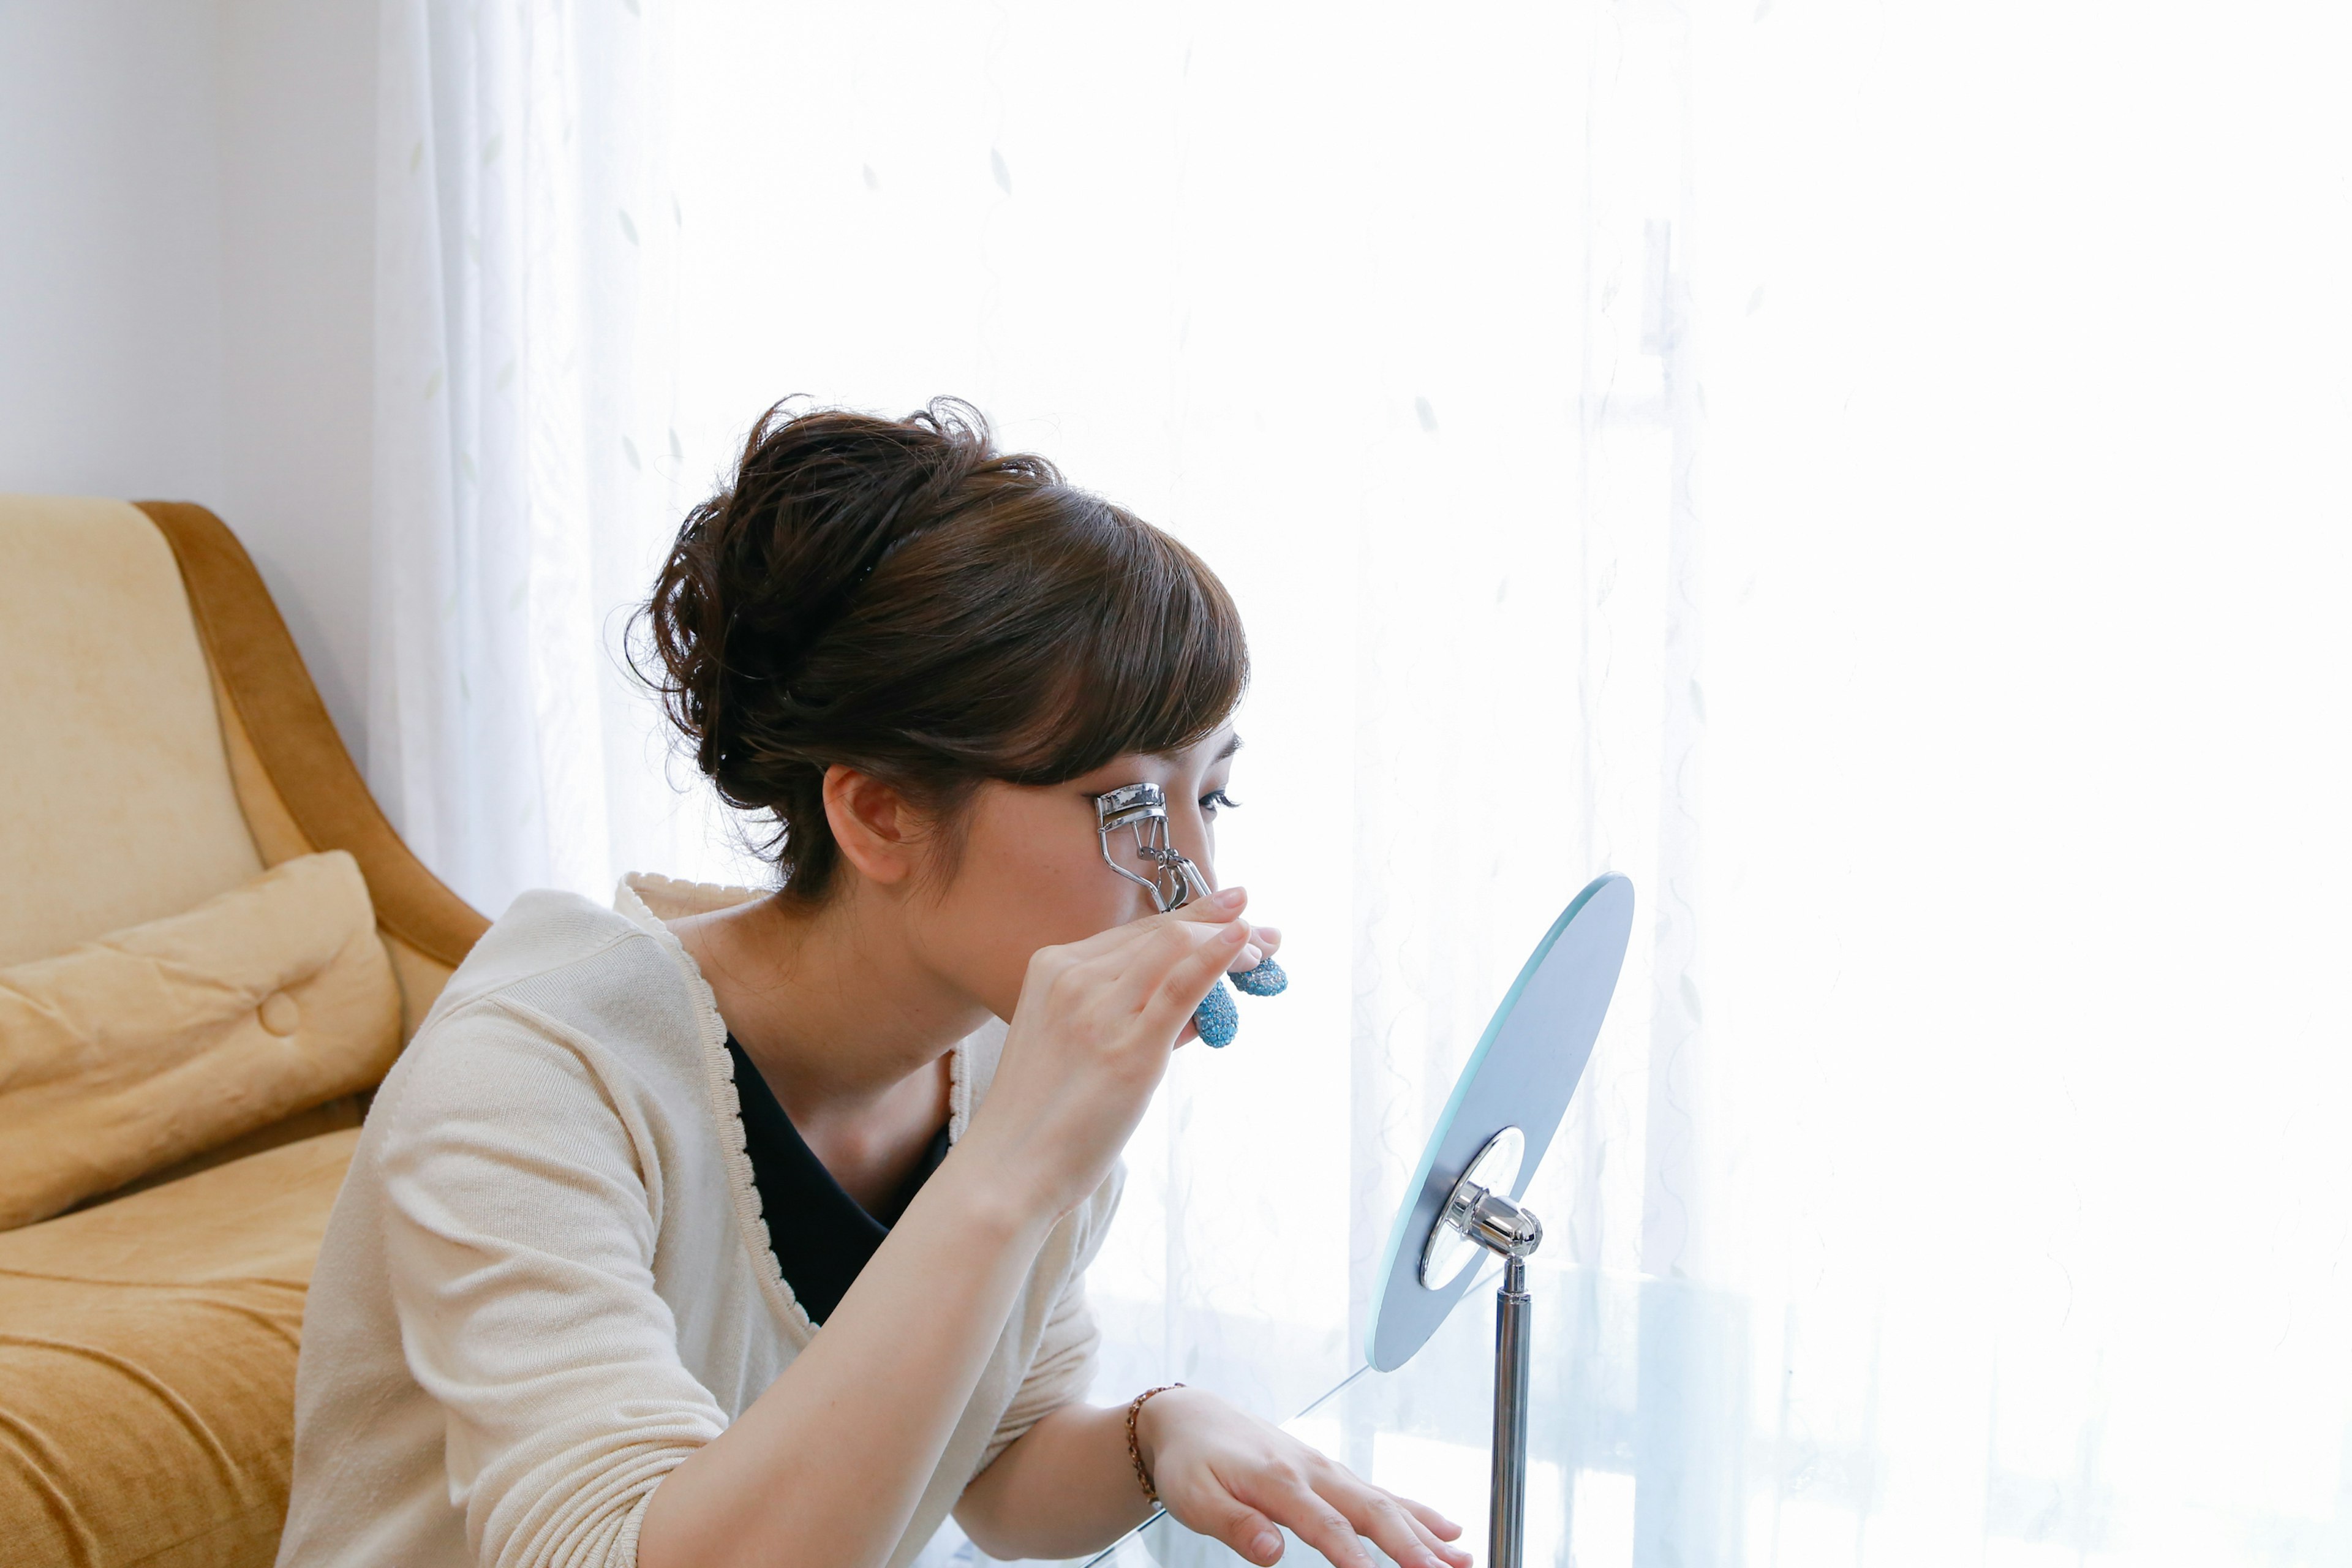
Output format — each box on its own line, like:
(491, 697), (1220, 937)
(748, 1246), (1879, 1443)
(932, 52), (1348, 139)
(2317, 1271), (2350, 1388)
(928, 1138), (1065, 1246)
(1130, 1382), (1213, 1481)
(938, 1115), (1107, 1233)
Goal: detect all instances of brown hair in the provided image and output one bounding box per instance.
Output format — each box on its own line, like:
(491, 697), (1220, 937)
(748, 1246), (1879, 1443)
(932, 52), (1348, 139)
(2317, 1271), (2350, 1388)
(634, 398), (1248, 903)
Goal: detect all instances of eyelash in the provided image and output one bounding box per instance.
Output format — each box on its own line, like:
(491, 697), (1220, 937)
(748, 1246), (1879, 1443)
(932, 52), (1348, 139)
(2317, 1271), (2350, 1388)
(1201, 790), (1240, 815)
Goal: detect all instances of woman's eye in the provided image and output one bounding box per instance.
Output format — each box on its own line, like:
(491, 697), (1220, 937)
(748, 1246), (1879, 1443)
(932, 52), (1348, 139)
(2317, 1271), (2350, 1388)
(1200, 789), (1240, 816)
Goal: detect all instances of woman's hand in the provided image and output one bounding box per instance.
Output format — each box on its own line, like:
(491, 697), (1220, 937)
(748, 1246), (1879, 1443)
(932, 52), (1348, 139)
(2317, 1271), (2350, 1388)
(1229, 919), (1282, 978)
(1137, 1388), (1474, 1568)
(647, 891), (1260, 1568)
(958, 888), (1254, 1222)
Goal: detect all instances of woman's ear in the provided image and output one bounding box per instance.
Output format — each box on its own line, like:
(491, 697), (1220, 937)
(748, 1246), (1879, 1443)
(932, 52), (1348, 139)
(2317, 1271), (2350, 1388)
(821, 766), (926, 888)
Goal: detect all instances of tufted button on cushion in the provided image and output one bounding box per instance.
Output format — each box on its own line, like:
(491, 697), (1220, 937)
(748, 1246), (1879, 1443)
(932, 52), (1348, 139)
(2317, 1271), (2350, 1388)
(258, 991), (301, 1037)
(0, 850), (399, 1231)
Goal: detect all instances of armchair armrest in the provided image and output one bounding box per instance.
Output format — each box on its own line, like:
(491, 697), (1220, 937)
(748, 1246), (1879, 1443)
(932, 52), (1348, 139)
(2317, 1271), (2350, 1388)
(135, 501), (487, 1031)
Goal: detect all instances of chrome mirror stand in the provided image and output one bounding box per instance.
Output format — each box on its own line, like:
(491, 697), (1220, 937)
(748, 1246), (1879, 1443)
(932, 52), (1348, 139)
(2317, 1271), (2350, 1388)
(1369, 875), (1635, 1568)
(1420, 1128), (1544, 1568)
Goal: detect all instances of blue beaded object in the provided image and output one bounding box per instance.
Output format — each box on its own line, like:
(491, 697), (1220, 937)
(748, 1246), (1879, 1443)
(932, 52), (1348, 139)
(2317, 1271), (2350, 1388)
(1230, 957), (1289, 997)
(1193, 978), (1239, 1047)
(1191, 958), (1287, 1047)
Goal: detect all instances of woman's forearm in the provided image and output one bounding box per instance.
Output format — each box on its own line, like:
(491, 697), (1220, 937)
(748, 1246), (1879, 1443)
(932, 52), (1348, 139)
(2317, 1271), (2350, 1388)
(953, 1400), (1155, 1559)
(637, 1147), (1057, 1568)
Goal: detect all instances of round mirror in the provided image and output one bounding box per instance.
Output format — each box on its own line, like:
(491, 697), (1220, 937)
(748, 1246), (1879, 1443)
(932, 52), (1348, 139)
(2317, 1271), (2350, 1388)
(1363, 873), (1635, 1373)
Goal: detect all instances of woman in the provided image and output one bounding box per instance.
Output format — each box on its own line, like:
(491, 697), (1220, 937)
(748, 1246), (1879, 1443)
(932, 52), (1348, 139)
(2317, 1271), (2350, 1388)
(279, 401), (1471, 1568)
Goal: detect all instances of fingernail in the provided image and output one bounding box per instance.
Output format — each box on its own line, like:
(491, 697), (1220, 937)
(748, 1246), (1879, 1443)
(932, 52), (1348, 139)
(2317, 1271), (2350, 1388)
(1253, 1531), (1281, 1559)
(1221, 921), (1249, 944)
(1213, 884), (1247, 910)
(1255, 924), (1282, 944)
(1237, 943), (1264, 968)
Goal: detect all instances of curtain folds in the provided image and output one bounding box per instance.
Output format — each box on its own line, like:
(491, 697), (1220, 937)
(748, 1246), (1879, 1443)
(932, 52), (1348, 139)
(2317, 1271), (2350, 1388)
(372, 0), (688, 918)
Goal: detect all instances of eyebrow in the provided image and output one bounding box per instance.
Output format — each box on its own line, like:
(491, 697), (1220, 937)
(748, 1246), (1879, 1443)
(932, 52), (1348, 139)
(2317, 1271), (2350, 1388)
(1140, 732), (1243, 767)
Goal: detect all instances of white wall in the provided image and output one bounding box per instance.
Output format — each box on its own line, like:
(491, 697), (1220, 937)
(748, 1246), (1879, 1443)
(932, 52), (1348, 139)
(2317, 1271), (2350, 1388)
(0, 0), (375, 764)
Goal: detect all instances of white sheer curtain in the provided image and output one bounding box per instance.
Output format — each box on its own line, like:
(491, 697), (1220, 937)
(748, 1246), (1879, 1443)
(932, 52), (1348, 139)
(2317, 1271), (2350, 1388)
(371, 0), (714, 916)
(375, 2), (2352, 1562)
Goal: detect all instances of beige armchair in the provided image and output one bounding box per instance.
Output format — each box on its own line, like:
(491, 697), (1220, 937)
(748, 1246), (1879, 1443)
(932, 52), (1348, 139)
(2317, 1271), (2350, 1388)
(0, 496), (487, 1566)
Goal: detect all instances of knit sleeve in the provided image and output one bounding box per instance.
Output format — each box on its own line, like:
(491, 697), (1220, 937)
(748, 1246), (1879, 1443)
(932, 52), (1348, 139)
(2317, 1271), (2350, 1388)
(372, 997), (729, 1568)
(975, 1159), (1126, 1472)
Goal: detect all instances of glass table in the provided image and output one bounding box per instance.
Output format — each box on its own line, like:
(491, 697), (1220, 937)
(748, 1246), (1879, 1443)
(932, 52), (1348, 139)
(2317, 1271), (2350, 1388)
(1073, 1258), (1719, 1568)
(916, 1255), (1743, 1568)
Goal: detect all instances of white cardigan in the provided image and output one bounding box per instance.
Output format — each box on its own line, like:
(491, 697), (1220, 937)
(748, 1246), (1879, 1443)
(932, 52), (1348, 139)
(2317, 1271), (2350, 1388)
(277, 874), (1120, 1568)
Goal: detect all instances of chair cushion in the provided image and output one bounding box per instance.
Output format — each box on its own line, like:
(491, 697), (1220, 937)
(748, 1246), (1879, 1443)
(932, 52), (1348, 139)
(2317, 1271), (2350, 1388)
(0, 1127), (360, 1568)
(0, 851), (399, 1231)
(0, 495), (265, 970)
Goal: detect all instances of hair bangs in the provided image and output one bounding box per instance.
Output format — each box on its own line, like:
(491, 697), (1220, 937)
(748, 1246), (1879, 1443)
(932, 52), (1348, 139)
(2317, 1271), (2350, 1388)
(995, 502), (1249, 785)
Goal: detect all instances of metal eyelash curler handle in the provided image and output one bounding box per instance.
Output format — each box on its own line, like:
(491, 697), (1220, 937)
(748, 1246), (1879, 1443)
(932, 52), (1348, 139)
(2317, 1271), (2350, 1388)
(1094, 782), (1287, 1046)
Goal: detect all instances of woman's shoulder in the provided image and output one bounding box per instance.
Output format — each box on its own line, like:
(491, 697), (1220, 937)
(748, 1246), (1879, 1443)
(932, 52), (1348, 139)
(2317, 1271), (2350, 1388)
(417, 872), (760, 1031)
(418, 889), (652, 1020)
(385, 881), (725, 1121)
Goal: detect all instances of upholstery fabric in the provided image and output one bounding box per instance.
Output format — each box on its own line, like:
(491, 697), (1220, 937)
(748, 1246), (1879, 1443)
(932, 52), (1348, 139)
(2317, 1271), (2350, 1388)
(0, 852), (399, 1231)
(0, 495), (264, 969)
(0, 1128), (360, 1568)
(0, 494), (483, 1568)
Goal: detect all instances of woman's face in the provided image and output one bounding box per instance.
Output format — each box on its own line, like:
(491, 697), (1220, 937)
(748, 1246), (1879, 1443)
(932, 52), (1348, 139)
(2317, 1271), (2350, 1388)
(910, 724), (1244, 1024)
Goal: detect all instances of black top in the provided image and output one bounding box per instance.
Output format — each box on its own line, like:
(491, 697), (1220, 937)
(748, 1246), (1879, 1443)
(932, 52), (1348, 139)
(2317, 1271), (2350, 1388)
(726, 1036), (952, 1324)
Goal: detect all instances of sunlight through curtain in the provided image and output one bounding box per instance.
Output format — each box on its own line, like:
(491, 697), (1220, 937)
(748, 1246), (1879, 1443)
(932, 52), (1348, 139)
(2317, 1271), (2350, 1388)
(372, 0), (706, 914)
(375, 3), (2352, 1562)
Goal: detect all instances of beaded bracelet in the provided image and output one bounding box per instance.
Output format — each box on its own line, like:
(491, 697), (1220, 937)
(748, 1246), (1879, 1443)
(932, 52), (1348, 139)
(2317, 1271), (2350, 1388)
(1125, 1382), (1185, 1504)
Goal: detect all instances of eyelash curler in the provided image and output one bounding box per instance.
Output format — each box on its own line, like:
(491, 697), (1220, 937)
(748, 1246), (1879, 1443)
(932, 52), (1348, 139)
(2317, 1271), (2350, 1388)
(1094, 782), (1287, 1047)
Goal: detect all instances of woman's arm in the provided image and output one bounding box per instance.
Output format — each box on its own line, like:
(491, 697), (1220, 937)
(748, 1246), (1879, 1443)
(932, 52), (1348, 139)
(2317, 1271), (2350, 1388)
(954, 1400), (1148, 1557)
(956, 1389), (1473, 1568)
(636, 1152), (1057, 1568)
(639, 897), (1254, 1568)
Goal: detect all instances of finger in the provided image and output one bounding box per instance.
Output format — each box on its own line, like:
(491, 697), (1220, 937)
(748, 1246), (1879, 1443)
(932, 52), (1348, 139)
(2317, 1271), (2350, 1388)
(1102, 910), (1229, 992)
(1099, 892), (1240, 981)
(1399, 1516), (1470, 1568)
(1392, 1494), (1464, 1544)
(1340, 1488), (1459, 1568)
(1071, 882), (1243, 987)
(1172, 883), (1249, 923)
(1187, 1487), (1289, 1566)
(1136, 919), (1250, 1033)
(1259, 1481), (1373, 1568)
(1404, 1521), (1472, 1568)
(1044, 904), (1194, 965)
(1226, 921), (1280, 974)
(1325, 1468), (1473, 1566)
(1042, 888), (1250, 991)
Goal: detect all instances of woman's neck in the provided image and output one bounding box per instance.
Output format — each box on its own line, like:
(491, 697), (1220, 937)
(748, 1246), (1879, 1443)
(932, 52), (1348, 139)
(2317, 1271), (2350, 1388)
(671, 888), (984, 1204)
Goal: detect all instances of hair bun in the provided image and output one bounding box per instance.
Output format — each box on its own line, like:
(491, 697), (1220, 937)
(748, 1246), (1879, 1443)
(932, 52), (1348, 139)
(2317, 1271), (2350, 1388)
(716, 397), (1010, 689)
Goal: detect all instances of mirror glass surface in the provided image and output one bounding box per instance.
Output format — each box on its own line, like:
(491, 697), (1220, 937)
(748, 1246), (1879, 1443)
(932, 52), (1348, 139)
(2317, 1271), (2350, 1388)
(1363, 872), (1635, 1372)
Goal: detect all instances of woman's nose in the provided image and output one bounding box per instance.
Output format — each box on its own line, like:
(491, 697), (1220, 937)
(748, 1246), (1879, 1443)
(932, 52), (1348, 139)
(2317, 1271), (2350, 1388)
(1169, 817), (1218, 894)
